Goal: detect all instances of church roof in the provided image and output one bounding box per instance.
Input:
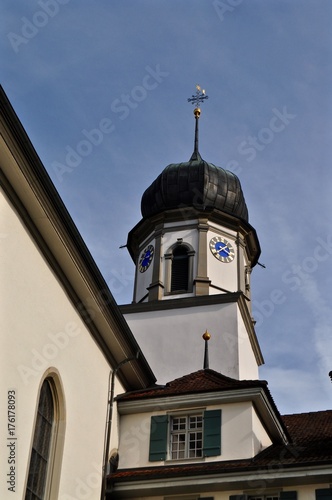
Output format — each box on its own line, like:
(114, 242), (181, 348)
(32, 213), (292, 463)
(141, 153), (249, 221)
(109, 409), (332, 483)
(116, 368), (269, 401)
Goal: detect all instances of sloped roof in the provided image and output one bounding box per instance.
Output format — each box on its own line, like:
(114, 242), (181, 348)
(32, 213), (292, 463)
(116, 368), (269, 401)
(111, 371), (332, 490)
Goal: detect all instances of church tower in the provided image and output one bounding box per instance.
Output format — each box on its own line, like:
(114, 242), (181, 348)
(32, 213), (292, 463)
(120, 86), (263, 383)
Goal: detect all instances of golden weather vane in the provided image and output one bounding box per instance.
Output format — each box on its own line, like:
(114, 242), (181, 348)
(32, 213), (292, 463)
(187, 84), (209, 117)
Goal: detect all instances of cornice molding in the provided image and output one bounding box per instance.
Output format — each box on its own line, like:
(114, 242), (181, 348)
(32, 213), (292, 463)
(117, 385), (290, 444)
(110, 464), (332, 498)
(0, 86), (156, 390)
(127, 206), (261, 266)
(120, 291), (243, 314)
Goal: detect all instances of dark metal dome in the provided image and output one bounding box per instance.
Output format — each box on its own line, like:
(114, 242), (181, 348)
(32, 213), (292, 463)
(141, 153), (248, 221)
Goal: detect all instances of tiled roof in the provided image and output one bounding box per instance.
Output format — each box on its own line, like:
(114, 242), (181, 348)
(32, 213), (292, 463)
(116, 369), (287, 439)
(109, 410), (332, 483)
(116, 369), (269, 401)
(111, 371), (332, 487)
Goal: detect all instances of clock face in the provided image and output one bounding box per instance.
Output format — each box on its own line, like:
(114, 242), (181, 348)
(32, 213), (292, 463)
(209, 236), (235, 263)
(138, 244), (154, 273)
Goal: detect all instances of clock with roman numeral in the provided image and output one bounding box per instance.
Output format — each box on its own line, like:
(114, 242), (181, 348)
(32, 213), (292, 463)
(209, 236), (235, 263)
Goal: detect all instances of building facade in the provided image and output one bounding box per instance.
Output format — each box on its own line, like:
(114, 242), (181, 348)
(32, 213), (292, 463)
(108, 98), (332, 499)
(1, 86), (331, 500)
(109, 369), (332, 499)
(0, 86), (155, 499)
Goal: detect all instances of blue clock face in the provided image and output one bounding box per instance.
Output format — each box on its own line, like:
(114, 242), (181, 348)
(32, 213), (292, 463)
(209, 236), (235, 263)
(139, 244), (154, 272)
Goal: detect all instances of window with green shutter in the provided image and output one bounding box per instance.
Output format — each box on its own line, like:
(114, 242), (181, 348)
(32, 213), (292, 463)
(149, 410), (221, 462)
(149, 415), (168, 461)
(203, 409), (221, 457)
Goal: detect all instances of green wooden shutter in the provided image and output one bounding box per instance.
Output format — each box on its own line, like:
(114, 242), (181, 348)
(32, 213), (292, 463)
(280, 492), (297, 500)
(149, 415), (168, 461)
(316, 490), (332, 500)
(203, 409), (221, 457)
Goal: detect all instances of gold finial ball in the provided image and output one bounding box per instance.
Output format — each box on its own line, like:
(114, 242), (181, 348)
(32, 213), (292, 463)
(202, 330), (211, 341)
(194, 107), (201, 118)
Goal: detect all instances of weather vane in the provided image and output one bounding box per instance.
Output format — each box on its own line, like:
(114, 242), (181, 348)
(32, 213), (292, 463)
(187, 85), (208, 160)
(187, 84), (209, 117)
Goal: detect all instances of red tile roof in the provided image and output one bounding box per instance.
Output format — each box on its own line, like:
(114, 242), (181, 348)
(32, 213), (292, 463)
(116, 368), (269, 401)
(111, 370), (332, 486)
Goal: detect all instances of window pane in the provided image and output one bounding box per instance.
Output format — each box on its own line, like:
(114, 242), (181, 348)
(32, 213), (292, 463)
(25, 380), (54, 500)
(170, 414), (203, 459)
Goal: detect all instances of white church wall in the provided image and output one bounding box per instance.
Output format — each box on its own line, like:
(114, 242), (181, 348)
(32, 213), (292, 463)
(118, 401), (268, 470)
(0, 190), (123, 499)
(252, 405), (273, 454)
(123, 301), (242, 384)
(207, 228), (238, 293)
(237, 310), (260, 380)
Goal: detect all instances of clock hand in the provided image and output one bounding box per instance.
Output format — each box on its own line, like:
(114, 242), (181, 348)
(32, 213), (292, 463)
(218, 244), (229, 255)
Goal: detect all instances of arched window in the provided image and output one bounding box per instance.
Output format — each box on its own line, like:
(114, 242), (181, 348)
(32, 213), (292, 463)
(25, 377), (63, 500)
(165, 242), (194, 295)
(171, 246), (189, 292)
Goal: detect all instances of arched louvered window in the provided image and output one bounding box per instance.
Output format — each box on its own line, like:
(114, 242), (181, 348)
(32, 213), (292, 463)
(165, 242), (194, 295)
(171, 246), (189, 292)
(25, 379), (58, 500)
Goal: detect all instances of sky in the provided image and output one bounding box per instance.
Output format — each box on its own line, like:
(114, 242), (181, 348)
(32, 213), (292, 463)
(1, 0), (332, 415)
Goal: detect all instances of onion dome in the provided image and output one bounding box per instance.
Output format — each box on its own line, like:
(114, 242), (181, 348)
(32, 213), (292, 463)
(141, 151), (248, 221)
(141, 85), (248, 222)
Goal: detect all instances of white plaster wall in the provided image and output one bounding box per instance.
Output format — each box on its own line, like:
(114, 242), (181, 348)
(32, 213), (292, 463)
(118, 401), (265, 469)
(207, 229), (238, 293)
(161, 226), (198, 257)
(251, 406), (272, 454)
(237, 311), (260, 380)
(124, 302), (242, 384)
(0, 191), (123, 499)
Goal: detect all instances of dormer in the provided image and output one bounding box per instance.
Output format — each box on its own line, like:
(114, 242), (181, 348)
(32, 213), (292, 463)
(113, 370), (289, 473)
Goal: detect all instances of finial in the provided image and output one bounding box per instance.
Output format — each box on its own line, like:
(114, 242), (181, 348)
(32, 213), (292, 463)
(202, 330), (211, 369)
(187, 84), (209, 115)
(187, 85), (209, 161)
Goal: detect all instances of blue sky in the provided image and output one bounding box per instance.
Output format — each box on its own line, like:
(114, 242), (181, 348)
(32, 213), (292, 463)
(2, 0), (332, 414)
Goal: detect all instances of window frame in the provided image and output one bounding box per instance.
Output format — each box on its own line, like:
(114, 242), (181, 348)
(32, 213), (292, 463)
(164, 242), (195, 295)
(169, 413), (203, 460)
(25, 374), (65, 500)
(149, 409), (221, 462)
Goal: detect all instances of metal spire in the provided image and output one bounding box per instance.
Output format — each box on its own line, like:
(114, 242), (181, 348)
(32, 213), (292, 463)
(187, 85), (209, 161)
(202, 330), (211, 369)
